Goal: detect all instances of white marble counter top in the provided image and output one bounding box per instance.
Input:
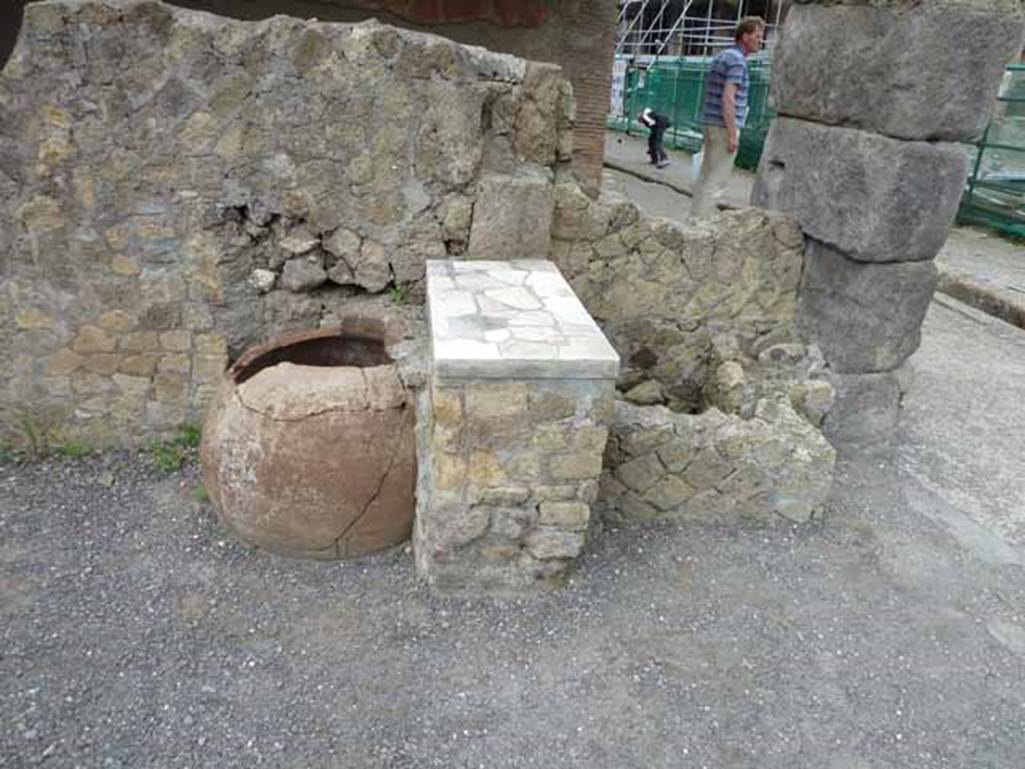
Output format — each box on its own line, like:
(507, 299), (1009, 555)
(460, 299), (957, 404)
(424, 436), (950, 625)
(426, 259), (620, 380)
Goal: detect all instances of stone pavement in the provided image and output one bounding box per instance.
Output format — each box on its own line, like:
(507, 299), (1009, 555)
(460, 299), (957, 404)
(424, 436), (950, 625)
(934, 229), (1025, 331)
(604, 130), (751, 210)
(604, 130), (1025, 330)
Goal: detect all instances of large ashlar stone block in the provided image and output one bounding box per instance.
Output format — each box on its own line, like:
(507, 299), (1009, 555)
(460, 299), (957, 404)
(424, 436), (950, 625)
(416, 260), (619, 594)
(752, 118), (969, 264)
(773, 2), (1025, 142)
(821, 366), (913, 458)
(797, 240), (937, 374)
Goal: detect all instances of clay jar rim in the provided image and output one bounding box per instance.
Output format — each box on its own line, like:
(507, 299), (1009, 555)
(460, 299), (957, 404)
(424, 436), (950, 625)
(228, 318), (401, 384)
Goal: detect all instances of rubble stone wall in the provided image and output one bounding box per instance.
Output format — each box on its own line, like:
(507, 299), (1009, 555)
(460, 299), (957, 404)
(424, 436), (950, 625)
(0, 0), (832, 536)
(546, 183), (837, 527)
(90, 0), (617, 194)
(601, 397), (835, 527)
(551, 183), (806, 413)
(415, 377), (613, 593)
(599, 328), (838, 527)
(0, 0), (571, 445)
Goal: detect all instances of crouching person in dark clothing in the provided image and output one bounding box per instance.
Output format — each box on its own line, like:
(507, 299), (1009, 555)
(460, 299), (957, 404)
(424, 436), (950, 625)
(639, 107), (671, 168)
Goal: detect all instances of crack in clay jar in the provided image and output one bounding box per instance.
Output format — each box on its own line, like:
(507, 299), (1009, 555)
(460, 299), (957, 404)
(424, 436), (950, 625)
(200, 321), (416, 559)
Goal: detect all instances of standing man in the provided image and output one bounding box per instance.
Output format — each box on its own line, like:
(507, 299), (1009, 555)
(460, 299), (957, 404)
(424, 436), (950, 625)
(691, 17), (765, 219)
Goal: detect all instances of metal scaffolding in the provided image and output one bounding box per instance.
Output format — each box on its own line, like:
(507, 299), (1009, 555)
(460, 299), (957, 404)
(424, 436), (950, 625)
(608, 0), (785, 162)
(615, 0), (784, 63)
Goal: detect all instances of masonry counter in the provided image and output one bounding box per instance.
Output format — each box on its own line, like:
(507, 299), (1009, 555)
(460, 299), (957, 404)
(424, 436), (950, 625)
(414, 259), (620, 594)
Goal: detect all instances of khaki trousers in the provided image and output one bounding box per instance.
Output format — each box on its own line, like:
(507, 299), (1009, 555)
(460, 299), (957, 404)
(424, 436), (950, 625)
(691, 125), (738, 219)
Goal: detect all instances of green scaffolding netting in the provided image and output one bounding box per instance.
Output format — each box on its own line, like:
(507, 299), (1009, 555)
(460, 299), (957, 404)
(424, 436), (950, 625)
(957, 64), (1025, 239)
(608, 57), (774, 170)
(610, 60), (1025, 240)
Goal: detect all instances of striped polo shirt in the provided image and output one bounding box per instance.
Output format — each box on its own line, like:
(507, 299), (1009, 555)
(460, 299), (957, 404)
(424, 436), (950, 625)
(700, 45), (750, 129)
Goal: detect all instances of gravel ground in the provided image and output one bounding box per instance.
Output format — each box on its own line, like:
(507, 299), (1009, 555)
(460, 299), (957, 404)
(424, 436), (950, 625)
(3, 297), (1025, 769)
(4, 163), (1025, 767)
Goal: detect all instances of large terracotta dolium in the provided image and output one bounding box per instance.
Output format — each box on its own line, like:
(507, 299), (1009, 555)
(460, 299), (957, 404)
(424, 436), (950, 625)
(201, 326), (416, 559)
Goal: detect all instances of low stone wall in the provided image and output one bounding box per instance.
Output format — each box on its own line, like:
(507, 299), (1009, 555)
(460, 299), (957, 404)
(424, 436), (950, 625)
(599, 328), (836, 526)
(551, 183), (805, 413)
(0, 0), (571, 446)
(601, 396), (835, 527)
